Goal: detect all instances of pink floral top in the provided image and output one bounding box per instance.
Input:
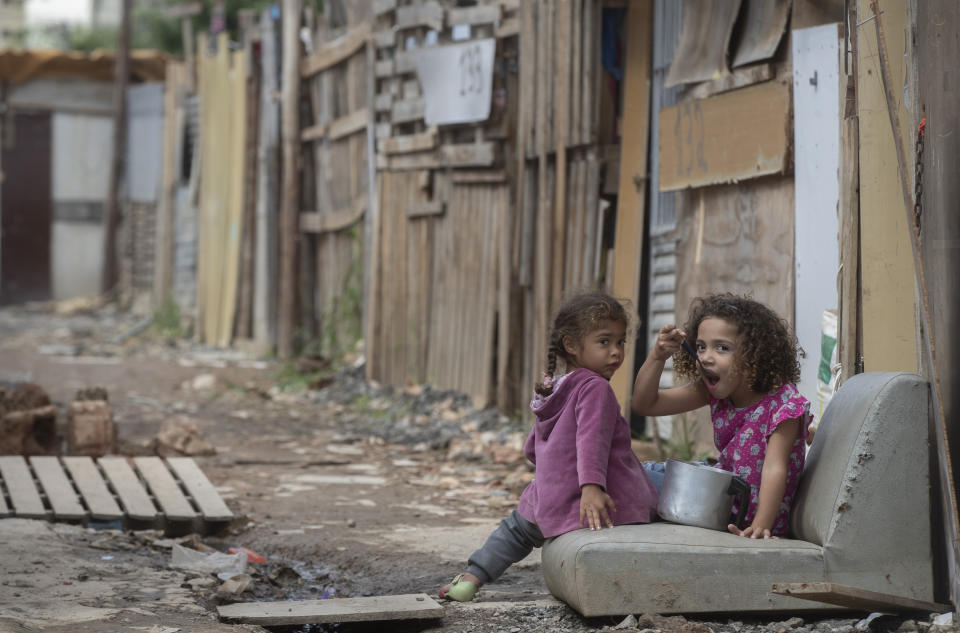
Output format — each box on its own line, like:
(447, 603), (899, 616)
(711, 382), (811, 535)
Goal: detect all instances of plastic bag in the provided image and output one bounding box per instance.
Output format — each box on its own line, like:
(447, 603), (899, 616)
(170, 543), (247, 579)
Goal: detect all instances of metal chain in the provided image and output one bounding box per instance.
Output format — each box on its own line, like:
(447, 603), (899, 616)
(914, 117), (926, 236)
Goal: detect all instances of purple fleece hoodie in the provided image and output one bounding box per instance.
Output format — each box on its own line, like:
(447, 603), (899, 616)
(516, 368), (659, 538)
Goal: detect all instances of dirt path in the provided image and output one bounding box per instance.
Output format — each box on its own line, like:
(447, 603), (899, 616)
(0, 305), (946, 633)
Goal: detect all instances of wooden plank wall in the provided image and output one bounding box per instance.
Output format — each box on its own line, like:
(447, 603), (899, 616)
(516, 0), (612, 410)
(366, 0), (520, 408)
(300, 2), (371, 357)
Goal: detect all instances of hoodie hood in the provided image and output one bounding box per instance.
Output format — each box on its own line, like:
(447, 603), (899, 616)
(530, 368), (598, 420)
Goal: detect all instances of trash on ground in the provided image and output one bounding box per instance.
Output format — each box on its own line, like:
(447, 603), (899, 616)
(153, 418), (216, 456)
(226, 546), (266, 563)
(170, 543), (246, 578)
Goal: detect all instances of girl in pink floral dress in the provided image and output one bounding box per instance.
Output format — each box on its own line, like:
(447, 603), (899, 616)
(632, 294), (811, 538)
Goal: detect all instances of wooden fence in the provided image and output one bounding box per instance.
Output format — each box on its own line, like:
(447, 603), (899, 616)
(298, 4), (372, 358)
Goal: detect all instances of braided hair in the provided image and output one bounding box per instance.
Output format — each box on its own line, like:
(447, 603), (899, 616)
(535, 291), (631, 396)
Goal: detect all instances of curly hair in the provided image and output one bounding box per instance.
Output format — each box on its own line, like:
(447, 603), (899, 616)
(535, 290), (632, 396)
(672, 293), (800, 393)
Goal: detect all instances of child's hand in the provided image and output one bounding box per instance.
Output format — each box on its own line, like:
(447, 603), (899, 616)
(652, 324), (686, 362)
(727, 523), (778, 539)
(579, 484), (616, 530)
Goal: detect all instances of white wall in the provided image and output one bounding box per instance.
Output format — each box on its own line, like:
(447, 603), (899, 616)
(792, 24), (842, 422)
(51, 220), (103, 300)
(51, 111), (112, 300)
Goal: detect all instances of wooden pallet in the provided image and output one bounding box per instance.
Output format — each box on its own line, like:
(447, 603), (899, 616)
(0, 455), (233, 534)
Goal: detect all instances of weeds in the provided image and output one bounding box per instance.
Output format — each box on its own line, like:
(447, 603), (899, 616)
(152, 297), (182, 338)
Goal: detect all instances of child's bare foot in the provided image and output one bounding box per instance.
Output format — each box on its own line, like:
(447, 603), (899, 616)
(438, 572), (482, 602)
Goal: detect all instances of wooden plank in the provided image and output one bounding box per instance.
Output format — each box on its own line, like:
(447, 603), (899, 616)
(395, 2), (444, 31)
(440, 142), (496, 166)
(394, 50), (416, 75)
(374, 92), (393, 113)
(132, 456), (196, 521)
(301, 123), (326, 142)
(372, 29), (395, 49)
(99, 457), (158, 521)
(683, 62), (775, 101)
(165, 457), (233, 521)
(374, 59), (394, 78)
(62, 457), (123, 520)
(609, 0), (652, 413)
(301, 196), (367, 233)
(373, 0), (397, 16)
(300, 23), (371, 77)
(329, 108), (369, 141)
(451, 170), (507, 184)
(447, 5), (502, 26)
(0, 456), (45, 518)
(401, 79), (420, 101)
(218, 593), (443, 626)
(496, 16), (519, 38)
(391, 98), (425, 124)
(658, 79), (792, 191)
(406, 200), (445, 219)
(552, 0), (570, 308)
(771, 583), (950, 613)
(581, 0), (596, 144)
(29, 457), (86, 520)
(378, 127), (437, 154)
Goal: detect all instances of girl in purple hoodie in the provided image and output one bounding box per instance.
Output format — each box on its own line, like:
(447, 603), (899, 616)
(438, 291), (660, 602)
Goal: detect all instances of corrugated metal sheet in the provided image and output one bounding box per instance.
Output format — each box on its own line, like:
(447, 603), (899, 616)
(647, 0), (684, 440)
(126, 82), (165, 203)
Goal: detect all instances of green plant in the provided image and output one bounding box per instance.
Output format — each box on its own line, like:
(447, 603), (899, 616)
(319, 227), (364, 361)
(153, 297), (182, 338)
(665, 413), (698, 462)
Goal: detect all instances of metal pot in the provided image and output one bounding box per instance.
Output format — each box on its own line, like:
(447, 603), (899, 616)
(656, 458), (751, 531)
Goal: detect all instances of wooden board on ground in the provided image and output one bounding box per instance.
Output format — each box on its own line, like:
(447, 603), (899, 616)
(0, 456), (46, 518)
(165, 457), (233, 521)
(771, 582), (950, 613)
(133, 457), (196, 521)
(62, 456), (123, 520)
(218, 593), (443, 625)
(658, 79), (792, 191)
(29, 457), (85, 520)
(99, 457), (158, 521)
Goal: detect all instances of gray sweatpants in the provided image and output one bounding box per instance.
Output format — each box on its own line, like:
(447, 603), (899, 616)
(466, 510), (545, 584)
(469, 463), (669, 584)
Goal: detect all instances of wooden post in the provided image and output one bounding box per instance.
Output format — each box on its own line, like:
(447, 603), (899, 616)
(277, 0), (302, 359)
(255, 7), (280, 351)
(102, 0), (131, 295)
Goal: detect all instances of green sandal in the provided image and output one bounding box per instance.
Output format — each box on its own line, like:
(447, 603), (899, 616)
(442, 574), (478, 602)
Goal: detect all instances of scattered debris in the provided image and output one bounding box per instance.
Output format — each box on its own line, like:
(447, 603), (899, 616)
(227, 546), (266, 563)
(190, 373), (218, 391)
(153, 417), (216, 456)
(217, 573), (253, 598)
(614, 614), (638, 630)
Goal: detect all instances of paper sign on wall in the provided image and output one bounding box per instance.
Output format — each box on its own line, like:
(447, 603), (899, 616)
(413, 39), (496, 126)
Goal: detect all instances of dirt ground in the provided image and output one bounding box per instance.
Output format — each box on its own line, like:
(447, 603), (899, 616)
(0, 304), (952, 633)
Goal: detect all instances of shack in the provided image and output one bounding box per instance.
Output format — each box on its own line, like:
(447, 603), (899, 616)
(0, 49), (167, 307)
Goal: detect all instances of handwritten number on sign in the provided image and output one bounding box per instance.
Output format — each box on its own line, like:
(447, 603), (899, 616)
(458, 45), (484, 96)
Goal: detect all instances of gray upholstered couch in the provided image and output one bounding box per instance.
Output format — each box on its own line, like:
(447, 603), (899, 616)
(541, 372), (935, 615)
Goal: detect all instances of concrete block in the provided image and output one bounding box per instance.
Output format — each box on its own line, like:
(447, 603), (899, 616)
(67, 400), (116, 457)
